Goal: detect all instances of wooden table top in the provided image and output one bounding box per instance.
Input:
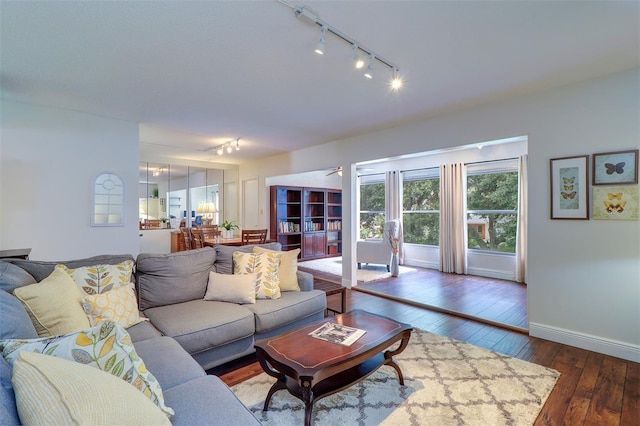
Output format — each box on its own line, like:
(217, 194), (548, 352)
(255, 310), (412, 379)
(203, 237), (243, 247)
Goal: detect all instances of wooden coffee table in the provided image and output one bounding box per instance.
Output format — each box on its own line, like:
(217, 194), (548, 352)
(254, 310), (412, 426)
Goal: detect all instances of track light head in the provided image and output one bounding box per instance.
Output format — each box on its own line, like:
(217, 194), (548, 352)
(390, 68), (403, 90)
(364, 55), (374, 79)
(352, 45), (365, 69)
(315, 26), (327, 55)
(235, 138), (240, 150)
(216, 146), (224, 156)
(226, 143), (233, 154)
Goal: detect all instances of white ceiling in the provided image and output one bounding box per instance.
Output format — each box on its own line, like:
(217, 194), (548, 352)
(1, 1), (638, 165)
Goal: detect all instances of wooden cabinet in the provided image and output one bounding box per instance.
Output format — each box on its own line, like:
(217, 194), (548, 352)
(303, 232), (326, 258)
(270, 185), (341, 259)
(170, 231), (186, 253)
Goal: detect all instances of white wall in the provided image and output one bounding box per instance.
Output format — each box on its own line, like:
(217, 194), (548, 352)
(0, 100), (140, 259)
(240, 69), (640, 361)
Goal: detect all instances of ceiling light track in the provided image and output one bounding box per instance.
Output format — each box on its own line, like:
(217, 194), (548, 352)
(279, 1), (403, 89)
(208, 137), (241, 157)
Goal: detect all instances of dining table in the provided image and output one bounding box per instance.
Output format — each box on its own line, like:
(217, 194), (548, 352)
(203, 237), (243, 247)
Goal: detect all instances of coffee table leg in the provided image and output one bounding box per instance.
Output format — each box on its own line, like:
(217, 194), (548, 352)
(263, 378), (287, 411)
(301, 379), (313, 426)
(383, 334), (411, 385)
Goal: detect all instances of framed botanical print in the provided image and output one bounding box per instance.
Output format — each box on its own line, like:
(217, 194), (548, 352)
(550, 155), (589, 220)
(592, 185), (639, 220)
(592, 149), (638, 185)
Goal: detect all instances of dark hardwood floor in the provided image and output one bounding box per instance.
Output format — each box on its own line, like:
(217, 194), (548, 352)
(299, 264), (528, 332)
(213, 271), (639, 425)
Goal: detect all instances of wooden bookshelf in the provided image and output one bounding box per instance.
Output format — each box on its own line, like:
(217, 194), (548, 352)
(270, 186), (341, 259)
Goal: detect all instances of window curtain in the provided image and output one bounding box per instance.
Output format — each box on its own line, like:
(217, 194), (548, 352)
(515, 154), (528, 283)
(385, 171), (404, 263)
(439, 163), (468, 274)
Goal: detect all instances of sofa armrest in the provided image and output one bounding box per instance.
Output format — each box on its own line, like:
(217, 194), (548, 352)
(296, 270), (314, 291)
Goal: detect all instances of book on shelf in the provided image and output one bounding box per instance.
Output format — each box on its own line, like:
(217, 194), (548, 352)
(308, 322), (366, 346)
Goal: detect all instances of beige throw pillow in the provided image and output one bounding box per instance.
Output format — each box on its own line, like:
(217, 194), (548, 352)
(204, 271), (257, 304)
(253, 247), (300, 292)
(13, 268), (91, 337)
(12, 351), (171, 426)
(232, 251), (282, 299)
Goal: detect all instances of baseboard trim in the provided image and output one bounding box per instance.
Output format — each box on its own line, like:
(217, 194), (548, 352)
(529, 322), (640, 362)
(466, 266), (514, 281)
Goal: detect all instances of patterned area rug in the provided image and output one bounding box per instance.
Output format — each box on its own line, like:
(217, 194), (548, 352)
(232, 329), (559, 425)
(298, 256), (416, 282)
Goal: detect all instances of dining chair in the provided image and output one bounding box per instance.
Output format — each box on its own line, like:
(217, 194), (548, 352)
(241, 229), (268, 245)
(199, 225), (220, 243)
(191, 228), (204, 249)
(179, 227), (193, 250)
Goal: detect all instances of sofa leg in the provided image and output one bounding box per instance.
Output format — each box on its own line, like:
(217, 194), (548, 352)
(357, 263), (361, 269)
(386, 265), (390, 272)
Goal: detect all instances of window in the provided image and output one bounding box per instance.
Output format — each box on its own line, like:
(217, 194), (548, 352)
(402, 169), (439, 245)
(466, 163), (518, 253)
(359, 175), (385, 239)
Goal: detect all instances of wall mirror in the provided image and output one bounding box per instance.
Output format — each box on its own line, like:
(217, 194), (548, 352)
(93, 172), (124, 226)
(138, 162), (226, 230)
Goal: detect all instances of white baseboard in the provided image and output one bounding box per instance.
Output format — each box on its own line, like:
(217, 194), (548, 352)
(404, 259), (514, 282)
(529, 322), (640, 363)
(467, 266), (514, 281)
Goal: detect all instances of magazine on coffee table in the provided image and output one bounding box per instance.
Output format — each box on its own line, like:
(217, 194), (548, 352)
(309, 322), (366, 346)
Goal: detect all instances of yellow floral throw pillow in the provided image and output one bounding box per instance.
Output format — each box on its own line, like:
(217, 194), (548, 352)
(82, 284), (147, 328)
(56, 260), (134, 295)
(233, 251), (282, 299)
(0, 321), (173, 417)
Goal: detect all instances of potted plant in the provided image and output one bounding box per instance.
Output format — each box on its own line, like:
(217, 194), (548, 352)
(220, 220), (239, 238)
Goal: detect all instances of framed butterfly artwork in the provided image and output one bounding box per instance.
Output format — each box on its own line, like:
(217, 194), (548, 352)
(592, 149), (638, 185)
(592, 186), (639, 220)
(550, 155), (589, 219)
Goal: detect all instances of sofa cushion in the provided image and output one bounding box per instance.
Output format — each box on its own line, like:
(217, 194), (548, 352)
(0, 355), (19, 426)
(56, 260), (133, 295)
(136, 248), (216, 310)
(82, 284), (147, 328)
(133, 336), (205, 392)
(204, 271), (256, 304)
(244, 289), (327, 334)
(253, 246), (301, 291)
(0, 262), (36, 293)
(213, 242), (281, 274)
(5, 254), (135, 282)
(163, 375), (259, 426)
(13, 268), (90, 337)
(0, 290), (37, 340)
(233, 251), (282, 300)
(143, 300), (254, 355)
(12, 351), (171, 425)
(0, 321), (173, 417)
(126, 320), (162, 343)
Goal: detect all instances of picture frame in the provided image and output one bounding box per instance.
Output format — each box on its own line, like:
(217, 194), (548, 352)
(550, 155), (589, 220)
(592, 149), (638, 185)
(592, 185), (639, 220)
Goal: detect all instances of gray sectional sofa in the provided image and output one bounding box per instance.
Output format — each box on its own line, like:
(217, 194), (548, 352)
(0, 243), (327, 425)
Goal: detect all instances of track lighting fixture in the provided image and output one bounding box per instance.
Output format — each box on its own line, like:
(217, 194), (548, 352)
(209, 138), (242, 157)
(352, 44), (365, 69)
(390, 68), (402, 90)
(315, 25), (327, 55)
(284, 1), (403, 89)
(364, 55), (374, 79)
